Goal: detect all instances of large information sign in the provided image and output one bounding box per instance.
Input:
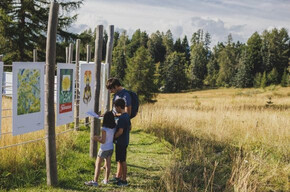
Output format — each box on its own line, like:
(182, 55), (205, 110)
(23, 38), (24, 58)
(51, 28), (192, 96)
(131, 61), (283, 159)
(79, 63), (95, 119)
(12, 62), (45, 136)
(56, 63), (75, 126)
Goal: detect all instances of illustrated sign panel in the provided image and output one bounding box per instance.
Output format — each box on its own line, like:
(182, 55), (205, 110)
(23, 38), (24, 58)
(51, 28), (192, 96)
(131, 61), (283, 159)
(79, 63), (95, 119)
(56, 63), (75, 126)
(12, 62), (45, 136)
(0, 62), (3, 135)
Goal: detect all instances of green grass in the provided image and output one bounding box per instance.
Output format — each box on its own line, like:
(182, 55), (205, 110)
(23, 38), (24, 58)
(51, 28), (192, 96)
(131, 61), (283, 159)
(2, 127), (172, 192)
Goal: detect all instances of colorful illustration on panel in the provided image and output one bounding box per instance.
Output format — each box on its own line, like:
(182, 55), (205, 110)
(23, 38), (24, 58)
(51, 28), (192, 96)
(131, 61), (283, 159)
(17, 69), (41, 115)
(83, 70), (92, 104)
(59, 69), (73, 113)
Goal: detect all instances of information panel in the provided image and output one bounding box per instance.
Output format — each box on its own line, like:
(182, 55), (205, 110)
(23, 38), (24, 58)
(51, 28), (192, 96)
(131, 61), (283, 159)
(12, 62), (45, 136)
(79, 63), (95, 119)
(56, 63), (75, 126)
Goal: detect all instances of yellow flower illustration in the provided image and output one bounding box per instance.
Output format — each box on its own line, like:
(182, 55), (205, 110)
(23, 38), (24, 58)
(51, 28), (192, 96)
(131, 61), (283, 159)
(62, 75), (71, 91)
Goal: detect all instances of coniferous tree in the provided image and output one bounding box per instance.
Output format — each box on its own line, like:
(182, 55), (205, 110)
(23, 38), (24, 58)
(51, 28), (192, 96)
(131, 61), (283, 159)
(253, 72), (262, 88)
(163, 52), (187, 92)
(234, 50), (253, 87)
(281, 68), (289, 87)
(111, 31), (128, 82)
(0, 0), (83, 63)
(217, 34), (236, 87)
(267, 68), (279, 85)
(261, 71), (267, 88)
(125, 46), (155, 102)
(182, 35), (190, 63)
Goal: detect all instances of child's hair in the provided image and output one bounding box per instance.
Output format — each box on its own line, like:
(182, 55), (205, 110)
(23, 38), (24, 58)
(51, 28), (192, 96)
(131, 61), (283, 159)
(102, 111), (116, 128)
(114, 98), (125, 109)
(106, 78), (121, 90)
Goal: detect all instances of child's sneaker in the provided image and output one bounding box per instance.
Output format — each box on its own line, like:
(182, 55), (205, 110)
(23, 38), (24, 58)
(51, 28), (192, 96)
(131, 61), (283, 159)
(101, 179), (108, 185)
(117, 180), (128, 187)
(109, 176), (120, 183)
(84, 180), (98, 187)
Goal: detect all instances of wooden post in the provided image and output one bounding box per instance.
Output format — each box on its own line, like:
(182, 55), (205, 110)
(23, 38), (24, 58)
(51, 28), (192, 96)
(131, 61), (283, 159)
(74, 39), (80, 130)
(0, 55), (2, 61)
(68, 43), (73, 63)
(45, 2), (59, 186)
(33, 49), (37, 62)
(85, 44), (91, 126)
(65, 47), (69, 63)
(90, 25), (103, 158)
(105, 25), (114, 111)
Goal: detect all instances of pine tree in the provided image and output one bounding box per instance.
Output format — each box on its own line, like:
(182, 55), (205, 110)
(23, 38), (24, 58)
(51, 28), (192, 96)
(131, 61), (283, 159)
(267, 68), (279, 85)
(280, 68), (289, 87)
(163, 52), (187, 92)
(261, 71), (267, 88)
(253, 73), (262, 88)
(0, 0), (83, 63)
(125, 46), (155, 102)
(234, 50), (253, 88)
(111, 31), (128, 82)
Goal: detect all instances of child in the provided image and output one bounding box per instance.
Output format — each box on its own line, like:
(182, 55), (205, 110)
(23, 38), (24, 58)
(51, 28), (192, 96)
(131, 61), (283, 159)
(85, 111), (116, 187)
(112, 98), (131, 186)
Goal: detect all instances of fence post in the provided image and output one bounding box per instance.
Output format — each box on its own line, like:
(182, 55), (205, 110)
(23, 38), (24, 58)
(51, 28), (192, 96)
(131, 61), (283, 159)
(33, 49), (37, 62)
(69, 43), (73, 63)
(75, 39), (80, 130)
(85, 44), (91, 126)
(65, 47), (69, 63)
(90, 25), (103, 158)
(45, 2), (59, 186)
(105, 25), (114, 111)
(0, 55), (2, 61)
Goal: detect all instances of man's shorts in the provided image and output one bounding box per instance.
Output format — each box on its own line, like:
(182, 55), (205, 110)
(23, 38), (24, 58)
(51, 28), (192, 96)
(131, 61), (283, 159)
(115, 145), (127, 162)
(98, 149), (113, 159)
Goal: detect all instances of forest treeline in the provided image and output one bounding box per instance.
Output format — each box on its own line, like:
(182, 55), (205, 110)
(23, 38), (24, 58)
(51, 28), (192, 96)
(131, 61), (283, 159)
(0, 1), (289, 102)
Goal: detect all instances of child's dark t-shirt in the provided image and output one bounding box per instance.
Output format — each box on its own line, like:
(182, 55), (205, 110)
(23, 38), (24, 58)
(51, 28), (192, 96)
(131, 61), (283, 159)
(115, 113), (131, 146)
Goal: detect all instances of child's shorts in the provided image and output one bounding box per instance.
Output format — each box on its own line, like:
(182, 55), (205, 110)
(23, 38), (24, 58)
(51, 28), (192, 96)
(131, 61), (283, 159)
(98, 149), (113, 158)
(115, 145), (127, 162)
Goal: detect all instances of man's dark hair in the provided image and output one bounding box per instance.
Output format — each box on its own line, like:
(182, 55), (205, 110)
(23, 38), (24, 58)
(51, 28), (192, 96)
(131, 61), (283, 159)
(114, 98), (125, 109)
(106, 78), (121, 89)
(102, 111), (116, 128)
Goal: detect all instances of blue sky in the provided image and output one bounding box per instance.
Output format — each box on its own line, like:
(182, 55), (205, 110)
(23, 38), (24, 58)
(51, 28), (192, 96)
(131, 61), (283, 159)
(69, 0), (290, 45)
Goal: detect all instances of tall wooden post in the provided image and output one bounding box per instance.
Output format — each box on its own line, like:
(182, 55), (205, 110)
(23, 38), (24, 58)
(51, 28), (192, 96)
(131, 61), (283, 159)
(65, 47), (69, 63)
(68, 43), (73, 63)
(0, 55), (2, 61)
(105, 25), (114, 111)
(90, 25), (103, 158)
(85, 44), (91, 126)
(33, 49), (37, 62)
(75, 39), (80, 130)
(45, 2), (59, 186)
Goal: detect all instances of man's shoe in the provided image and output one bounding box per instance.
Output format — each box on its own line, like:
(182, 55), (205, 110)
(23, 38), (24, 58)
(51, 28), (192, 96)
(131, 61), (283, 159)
(117, 180), (128, 187)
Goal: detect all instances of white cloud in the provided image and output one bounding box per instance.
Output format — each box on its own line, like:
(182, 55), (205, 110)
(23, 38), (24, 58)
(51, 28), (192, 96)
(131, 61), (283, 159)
(69, 0), (290, 47)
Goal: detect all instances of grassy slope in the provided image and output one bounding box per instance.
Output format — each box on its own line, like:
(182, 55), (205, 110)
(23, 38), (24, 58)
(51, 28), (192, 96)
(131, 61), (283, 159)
(5, 127), (172, 192)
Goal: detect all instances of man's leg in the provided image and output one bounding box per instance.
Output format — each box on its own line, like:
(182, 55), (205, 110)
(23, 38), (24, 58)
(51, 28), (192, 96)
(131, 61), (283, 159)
(121, 161), (127, 181)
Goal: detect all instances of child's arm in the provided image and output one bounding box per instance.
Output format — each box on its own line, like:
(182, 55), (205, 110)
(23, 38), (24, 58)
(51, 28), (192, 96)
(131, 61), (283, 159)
(94, 130), (106, 144)
(114, 128), (123, 139)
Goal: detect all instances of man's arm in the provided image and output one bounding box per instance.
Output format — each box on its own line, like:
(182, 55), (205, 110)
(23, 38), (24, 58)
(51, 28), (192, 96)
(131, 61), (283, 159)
(114, 128), (124, 139)
(125, 106), (131, 117)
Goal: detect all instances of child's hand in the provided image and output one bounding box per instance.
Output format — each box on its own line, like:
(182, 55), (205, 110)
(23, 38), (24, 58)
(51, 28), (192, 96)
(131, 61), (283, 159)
(93, 136), (101, 141)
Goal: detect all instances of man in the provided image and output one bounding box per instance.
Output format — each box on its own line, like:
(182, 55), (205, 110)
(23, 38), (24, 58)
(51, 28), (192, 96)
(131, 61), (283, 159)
(106, 78), (132, 117)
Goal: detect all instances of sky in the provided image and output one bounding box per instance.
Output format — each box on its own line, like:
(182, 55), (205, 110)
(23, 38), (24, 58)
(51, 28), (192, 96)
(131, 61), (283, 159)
(69, 0), (290, 46)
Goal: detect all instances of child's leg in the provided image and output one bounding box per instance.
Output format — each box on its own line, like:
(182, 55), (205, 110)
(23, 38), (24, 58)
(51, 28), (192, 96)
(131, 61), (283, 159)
(121, 161), (127, 181)
(93, 157), (104, 182)
(116, 161), (122, 178)
(104, 156), (111, 181)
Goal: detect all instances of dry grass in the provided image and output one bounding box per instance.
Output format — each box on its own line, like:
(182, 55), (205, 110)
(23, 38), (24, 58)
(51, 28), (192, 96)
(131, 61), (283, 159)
(0, 96), (75, 171)
(133, 86), (290, 191)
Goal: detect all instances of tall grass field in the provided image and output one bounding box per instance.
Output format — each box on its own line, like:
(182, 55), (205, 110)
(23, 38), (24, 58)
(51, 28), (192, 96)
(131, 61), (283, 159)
(134, 86), (289, 191)
(0, 86), (289, 191)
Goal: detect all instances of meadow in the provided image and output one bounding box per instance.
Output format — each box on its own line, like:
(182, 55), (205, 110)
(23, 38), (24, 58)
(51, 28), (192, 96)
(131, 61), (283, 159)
(134, 86), (290, 191)
(0, 86), (289, 191)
